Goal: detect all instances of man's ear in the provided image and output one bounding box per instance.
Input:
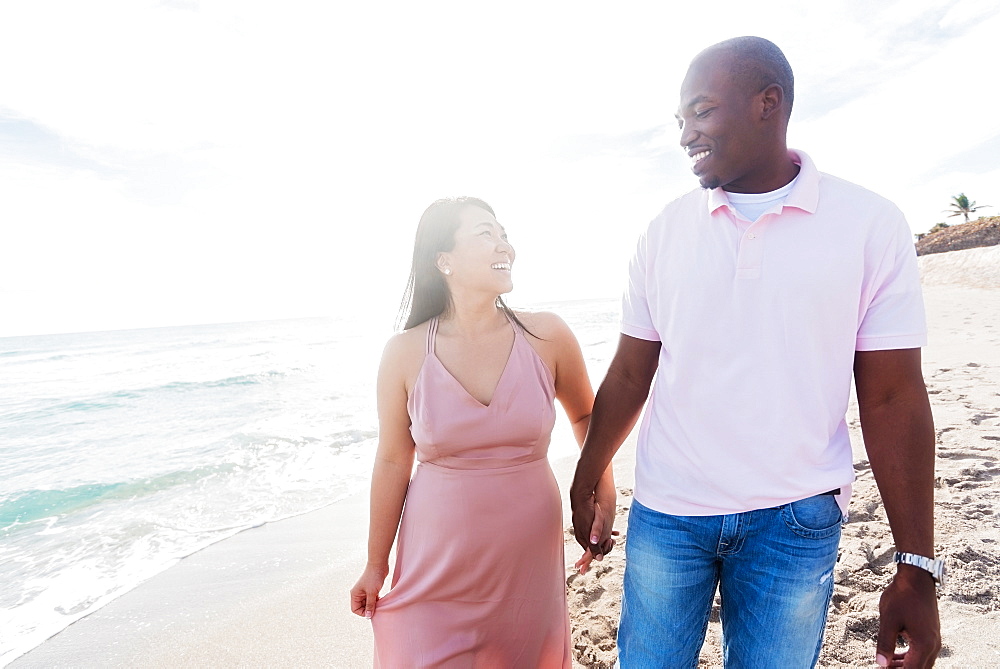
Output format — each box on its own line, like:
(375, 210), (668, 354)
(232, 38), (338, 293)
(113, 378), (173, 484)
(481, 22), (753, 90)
(759, 83), (784, 121)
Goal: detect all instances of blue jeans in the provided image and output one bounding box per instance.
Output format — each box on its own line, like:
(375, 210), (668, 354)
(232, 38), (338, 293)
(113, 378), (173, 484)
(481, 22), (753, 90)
(618, 495), (842, 668)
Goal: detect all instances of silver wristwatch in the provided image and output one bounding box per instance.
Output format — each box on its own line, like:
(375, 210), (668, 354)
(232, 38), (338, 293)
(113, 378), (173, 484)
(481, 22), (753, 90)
(893, 551), (945, 586)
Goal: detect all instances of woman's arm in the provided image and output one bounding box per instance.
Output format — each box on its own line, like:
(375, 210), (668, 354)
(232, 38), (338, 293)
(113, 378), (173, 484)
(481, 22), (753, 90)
(527, 312), (617, 572)
(350, 335), (417, 618)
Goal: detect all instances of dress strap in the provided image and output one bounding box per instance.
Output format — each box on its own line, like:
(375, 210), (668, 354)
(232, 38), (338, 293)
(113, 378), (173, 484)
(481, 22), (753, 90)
(426, 317), (438, 355)
(501, 309), (520, 336)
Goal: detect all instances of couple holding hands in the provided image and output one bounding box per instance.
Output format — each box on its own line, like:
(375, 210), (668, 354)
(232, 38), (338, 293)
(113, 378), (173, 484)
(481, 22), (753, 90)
(351, 37), (941, 669)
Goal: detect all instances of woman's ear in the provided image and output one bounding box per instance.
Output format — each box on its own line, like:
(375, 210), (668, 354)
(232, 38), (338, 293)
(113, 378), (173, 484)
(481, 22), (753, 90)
(435, 253), (452, 276)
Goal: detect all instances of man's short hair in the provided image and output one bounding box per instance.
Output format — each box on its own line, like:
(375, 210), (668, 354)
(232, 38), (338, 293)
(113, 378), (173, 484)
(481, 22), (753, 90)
(708, 36), (794, 119)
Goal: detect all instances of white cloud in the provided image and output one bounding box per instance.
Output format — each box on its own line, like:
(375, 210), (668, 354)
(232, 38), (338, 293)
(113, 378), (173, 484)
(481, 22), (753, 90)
(791, 6), (1000, 231)
(1, 0), (997, 335)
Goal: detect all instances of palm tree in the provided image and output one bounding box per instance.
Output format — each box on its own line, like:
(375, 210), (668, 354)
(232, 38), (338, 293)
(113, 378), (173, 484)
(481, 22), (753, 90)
(945, 193), (991, 223)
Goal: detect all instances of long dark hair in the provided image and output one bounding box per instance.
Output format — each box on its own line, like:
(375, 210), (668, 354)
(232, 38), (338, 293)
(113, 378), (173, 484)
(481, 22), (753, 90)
(397, 197), (533, 336)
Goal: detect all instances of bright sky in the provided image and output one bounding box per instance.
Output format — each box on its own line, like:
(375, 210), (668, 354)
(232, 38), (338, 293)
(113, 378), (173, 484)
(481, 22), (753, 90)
(1, 0), (998, 337)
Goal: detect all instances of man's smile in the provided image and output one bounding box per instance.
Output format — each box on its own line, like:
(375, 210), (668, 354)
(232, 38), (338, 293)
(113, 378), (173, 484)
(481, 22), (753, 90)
(690, 149), (711, 169)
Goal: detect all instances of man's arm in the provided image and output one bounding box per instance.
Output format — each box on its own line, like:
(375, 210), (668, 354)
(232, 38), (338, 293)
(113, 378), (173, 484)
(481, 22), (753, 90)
(854, 348), (940, 668)
(570, 334), (660, 558)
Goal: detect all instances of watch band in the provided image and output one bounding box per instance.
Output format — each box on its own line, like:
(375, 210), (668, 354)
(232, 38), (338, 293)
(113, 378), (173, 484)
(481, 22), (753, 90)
(893, 551), (945, 586)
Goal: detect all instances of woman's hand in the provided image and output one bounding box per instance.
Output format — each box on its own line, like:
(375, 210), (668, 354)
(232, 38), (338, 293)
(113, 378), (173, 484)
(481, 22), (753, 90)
(574, 495), (619, 575)
(574, 522), (620, 574)
(350, 563), (389, 618)
(574, 547), (598, 574)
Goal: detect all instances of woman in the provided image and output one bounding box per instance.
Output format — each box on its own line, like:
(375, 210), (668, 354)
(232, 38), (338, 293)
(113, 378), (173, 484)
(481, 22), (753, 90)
(350, 197), (616, 668)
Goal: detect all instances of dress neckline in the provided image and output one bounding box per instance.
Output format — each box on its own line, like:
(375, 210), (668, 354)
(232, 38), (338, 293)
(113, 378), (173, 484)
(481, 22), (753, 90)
(427, 316), (517, 408)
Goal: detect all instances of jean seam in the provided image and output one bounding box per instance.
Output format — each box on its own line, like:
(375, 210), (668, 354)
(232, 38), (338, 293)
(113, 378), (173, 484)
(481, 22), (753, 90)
(717, 512), (747, 556)
(780, 502), (843, 540)
(692, 576), (716, 669)
(809, 567), (837, 667)
(729, 513), (747, 554)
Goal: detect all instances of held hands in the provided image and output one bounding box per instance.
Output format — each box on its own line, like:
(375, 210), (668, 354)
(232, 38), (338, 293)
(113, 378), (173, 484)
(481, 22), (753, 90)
(574, 522), (620, 574)
(350, 563), (389, 619)
(571, 482), (617, 574)
(876, 566), (941, 668)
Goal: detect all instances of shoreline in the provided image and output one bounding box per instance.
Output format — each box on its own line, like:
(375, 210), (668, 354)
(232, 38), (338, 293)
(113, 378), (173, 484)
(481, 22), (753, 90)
(8, 490), (376, 668)
(12, 246), (1000, 667)
(9, 448), (630, 669)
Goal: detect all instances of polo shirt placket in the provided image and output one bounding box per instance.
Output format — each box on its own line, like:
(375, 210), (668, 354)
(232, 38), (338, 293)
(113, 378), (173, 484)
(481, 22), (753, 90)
(734, 216), (765, 281)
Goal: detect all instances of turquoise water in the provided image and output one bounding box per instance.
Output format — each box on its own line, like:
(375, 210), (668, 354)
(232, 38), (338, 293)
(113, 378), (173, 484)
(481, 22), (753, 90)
(0, 316), (385, 664)
(0, 299), (619, 665)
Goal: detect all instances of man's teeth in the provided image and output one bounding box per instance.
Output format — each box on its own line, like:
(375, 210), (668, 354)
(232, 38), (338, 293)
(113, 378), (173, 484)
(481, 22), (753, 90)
(491, 263), (511, 270)
(691, 150), (711, 166)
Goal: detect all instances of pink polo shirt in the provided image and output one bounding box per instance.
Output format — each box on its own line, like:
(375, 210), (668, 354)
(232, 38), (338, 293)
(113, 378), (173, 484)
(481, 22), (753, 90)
(622, 150), (927, 516)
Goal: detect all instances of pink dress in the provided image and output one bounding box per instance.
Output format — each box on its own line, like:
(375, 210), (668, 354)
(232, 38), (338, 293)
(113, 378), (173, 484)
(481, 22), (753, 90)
(371, 317), (572, 668)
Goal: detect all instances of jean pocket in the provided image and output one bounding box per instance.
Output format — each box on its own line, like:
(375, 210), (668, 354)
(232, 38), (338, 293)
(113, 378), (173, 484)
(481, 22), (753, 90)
(780, 494), (843, 539)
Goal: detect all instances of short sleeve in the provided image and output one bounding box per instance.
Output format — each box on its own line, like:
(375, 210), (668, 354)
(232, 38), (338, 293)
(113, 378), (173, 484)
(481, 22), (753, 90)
(856, 211), (927, 351)
(621, 227), (661, 342)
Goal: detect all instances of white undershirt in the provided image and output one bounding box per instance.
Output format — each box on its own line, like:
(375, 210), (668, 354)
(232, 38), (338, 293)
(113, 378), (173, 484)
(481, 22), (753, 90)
(725, 174), (799, 222)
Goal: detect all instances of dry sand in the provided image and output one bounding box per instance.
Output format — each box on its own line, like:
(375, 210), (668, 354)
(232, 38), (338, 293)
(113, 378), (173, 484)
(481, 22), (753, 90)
(11, 245), (1000, 668)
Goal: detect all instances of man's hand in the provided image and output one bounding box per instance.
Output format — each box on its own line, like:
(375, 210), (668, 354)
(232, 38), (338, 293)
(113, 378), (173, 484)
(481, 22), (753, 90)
(570, 485), (600, 557)
(876, 566), (940, 668)
(570, 485), (616, 554)
(571, 335), (660, 559)
(594, 480), (617, 553)
(573, 517), (620, 574)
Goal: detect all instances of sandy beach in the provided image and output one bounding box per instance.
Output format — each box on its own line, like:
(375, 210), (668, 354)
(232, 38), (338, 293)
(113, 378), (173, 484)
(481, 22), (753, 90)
(11, 245), (1000, 668)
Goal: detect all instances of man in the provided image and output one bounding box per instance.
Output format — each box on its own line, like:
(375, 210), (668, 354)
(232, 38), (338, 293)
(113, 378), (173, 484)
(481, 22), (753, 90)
(571, 37), (941, 668)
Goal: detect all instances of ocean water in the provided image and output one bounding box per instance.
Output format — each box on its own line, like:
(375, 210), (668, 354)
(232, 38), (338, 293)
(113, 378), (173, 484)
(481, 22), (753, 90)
(0, 298), (620, 665)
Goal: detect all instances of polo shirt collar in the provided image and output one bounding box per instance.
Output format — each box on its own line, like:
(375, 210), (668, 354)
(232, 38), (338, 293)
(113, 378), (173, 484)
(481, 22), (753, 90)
(707, 149), (820, 216)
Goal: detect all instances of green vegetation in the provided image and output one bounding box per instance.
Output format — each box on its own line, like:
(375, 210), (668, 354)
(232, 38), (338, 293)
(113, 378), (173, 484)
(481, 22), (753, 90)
(946, 193), (991, 223)
(916, 221), (951, 240)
